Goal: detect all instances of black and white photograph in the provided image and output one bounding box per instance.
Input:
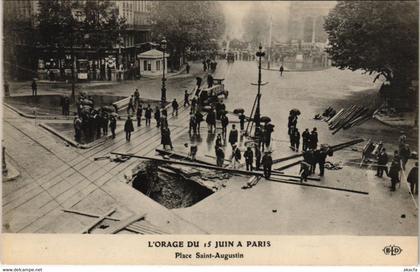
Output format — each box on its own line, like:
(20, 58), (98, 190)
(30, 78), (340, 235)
(1, 0), (418, 266)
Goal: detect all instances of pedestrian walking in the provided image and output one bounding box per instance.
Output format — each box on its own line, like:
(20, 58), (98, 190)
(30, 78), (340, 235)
(172, 99), (179, 116)
(136, 105), (143, 127)
(244, 146), (254, 171)
(303, 149), (315, 174)
(127, 95), (135, 115)
(216, 146), (225, 167)
(376, 148), (389, 177)
(299, 161), (311, 182)
(31, 79), (37, 96)
(189, 113), (197, 134)
(302, 128), (310, 151)
(309, 127), (318, 150)
(316, 147), (328, 177)
(228, 124), (239, 147)
(145, 105), (152, 126)
(202, 60), (207, 71)
(134, 88), (140, 108)
(102, 113), (109, 135)
(255, 145), (261, 170)
(74, 115), (82, 142)
(239, 112), (246, 132)
(206, 108), (216, 133)
(291, 128), (300, 152)
(124, 116), (134, 141)
(191, 97), (197, 113)
(279, 65), (284, 76)
(109, 115), (117, 139)
(264, 122), (275, 148)
(186, 63), (190, 74)
(221, 113), (229, 136)
(154, 106), (161, 127)
(407, 162), (418, 195)
(400, 143), (411, 170)
(161, 127), (173, 150)
(195, 110), (203, 134)
(184, 90), (190, 107)
(231, 144), (241, 169)
(215, 134), (223, 150)
(388, 151), (401, 191)
(261, 151), (273, 178)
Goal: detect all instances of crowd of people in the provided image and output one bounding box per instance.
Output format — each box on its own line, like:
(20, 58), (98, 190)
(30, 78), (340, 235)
(73, 93), (117, 143)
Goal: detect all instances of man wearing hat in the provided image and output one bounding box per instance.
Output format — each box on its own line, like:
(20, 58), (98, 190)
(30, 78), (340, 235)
(244, 146), (254, 171)
(231, 143), (241, 169)
(229, 124), (239, 147)
(407, 162), (418, 195)
(261, 150), (273, 178)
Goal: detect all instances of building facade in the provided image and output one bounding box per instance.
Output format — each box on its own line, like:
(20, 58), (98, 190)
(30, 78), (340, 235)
(3, 0), (152, 81)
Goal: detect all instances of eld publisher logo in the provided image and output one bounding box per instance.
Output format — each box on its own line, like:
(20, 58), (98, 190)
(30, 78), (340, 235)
(383, 245), (402, 256)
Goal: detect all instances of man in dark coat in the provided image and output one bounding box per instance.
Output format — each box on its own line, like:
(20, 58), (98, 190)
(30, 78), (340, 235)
(302, 128), (310, 151)
(400, 143), (411, 170)
(239, 113), (246, 131)
(376, 148), (389, 177)
(127, 95), (135, 115)
(228, 124), (238, 147)
(74, 115), (82, 142)
(195, 110), (203, 134)
(231, 144), (241, 169)
(310, 127), (318, 149)
(102, 113), (109, 135)
(184, 90), (190, 107)
(136, 105), (143, 127)
(216, 146), (225, 167)
(134, 89), (140, 108)
(255, 145), (261, 170)
(161, 127), (173, 150)
(186, 63), (190, 74)
(191, 97), (197, 113)
(388, 151), (401, 191)
(124, 116), (134, 141)
(109, 115), (117, 139)
(189, 113), (197, 134)
(31, 79), (37, 96)
(303, 149), (315, 174)
(262, 151), (273, 178)
(206, 108), (216, 133)
(154, 106), (161, 128)
(221, 114), (229, 136)
(279, 65), (284, 76)
(407, 162), (418, 195)
(264, 122), (275, 148)
(244, 146), (254, 171)
(172, 98), (179, 116)
(316, 147), (328, 176)
(145, 105), (152, 126)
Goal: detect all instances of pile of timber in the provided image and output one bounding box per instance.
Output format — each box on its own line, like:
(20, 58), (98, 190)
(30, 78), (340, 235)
(324, 105), (373, 134)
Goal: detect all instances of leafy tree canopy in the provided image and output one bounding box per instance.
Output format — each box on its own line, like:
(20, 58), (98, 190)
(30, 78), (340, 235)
(150, 1), (225, 54)
(37, 0), (126, 50)
(324, 1), (418, 88)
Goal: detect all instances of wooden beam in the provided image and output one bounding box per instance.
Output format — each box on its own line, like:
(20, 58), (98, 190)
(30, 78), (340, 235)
(104, 213), (147, 234)
(268, 177), (369, 195)
(81, 208), (117, 234)
(62, 209), (121, 222)
(111, 152), (302, 179)
(271, 138), (364, 166)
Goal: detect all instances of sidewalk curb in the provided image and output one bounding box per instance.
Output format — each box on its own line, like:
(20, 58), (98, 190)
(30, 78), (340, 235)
(3, 102), (73, 120)
(39, 122), (117, 149)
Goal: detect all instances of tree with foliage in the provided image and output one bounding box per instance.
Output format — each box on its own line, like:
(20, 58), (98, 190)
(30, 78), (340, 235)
(324, 1), (418, 92)
(37, 0), (126, 53)
(150, 1), (225, 69)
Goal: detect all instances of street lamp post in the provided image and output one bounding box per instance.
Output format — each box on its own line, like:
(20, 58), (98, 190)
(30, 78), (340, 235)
(161, 38), (167, 107)
(254, 44), (265, 132)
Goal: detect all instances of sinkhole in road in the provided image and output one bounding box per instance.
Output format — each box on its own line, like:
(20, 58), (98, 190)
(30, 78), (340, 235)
(132, 161), (214, 209)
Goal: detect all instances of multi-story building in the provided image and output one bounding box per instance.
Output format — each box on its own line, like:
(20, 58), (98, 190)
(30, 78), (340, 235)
(3, 0), (152, 81)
